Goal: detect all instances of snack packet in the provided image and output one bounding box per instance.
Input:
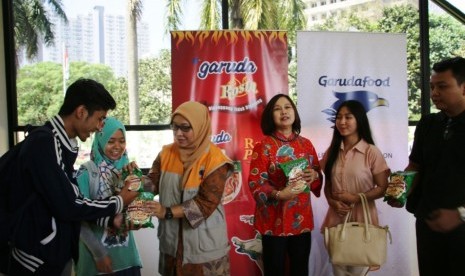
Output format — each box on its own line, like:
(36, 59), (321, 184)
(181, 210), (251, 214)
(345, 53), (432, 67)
(279, 158), (309, 193)
(384, 171), (416, 207)
(122, 167), (144, 192)
(125, 192), (155, 228)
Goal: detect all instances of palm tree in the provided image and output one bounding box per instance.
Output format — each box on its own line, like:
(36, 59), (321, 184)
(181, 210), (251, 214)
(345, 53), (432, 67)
(165, 0), (306, 61)
(166, 0), (306, 42)
(14, 0), (68, 59)
(127, 0), (143, 124)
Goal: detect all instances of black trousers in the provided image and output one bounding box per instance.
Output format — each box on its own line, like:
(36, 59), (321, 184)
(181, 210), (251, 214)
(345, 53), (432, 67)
(416, 219), (465, 276)
(0, 243), (10, 275)
(262, 232), (311, 276)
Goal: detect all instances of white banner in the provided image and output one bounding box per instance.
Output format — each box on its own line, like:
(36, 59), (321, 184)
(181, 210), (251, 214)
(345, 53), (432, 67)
(297, 31), (418, 276)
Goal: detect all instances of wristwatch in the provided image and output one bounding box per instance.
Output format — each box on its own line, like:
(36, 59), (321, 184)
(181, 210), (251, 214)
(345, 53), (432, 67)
(164, 207), (173, 220)
(457, 206), (465, 222)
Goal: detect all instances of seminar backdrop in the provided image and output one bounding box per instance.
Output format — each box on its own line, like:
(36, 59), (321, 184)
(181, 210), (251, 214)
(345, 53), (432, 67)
(297, 31), (418, 276)
(171, 30), (289, 276)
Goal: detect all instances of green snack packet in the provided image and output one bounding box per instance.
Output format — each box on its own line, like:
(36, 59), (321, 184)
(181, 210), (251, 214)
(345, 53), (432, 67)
(278, 157), (310, 193)
(384, 171), (417, 207)
(125, 192), (155, 228)
(122, 167), (144, 192)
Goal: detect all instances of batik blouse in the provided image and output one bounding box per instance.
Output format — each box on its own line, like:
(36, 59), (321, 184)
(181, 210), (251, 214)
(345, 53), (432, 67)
(248, 132), (322, 236)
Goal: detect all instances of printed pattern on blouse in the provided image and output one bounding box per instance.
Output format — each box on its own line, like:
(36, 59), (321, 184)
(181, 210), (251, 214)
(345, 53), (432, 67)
(248, 134), (321, 236)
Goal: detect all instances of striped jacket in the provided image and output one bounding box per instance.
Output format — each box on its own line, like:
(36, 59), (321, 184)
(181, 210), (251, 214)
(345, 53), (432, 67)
(9, 115), (123, 275)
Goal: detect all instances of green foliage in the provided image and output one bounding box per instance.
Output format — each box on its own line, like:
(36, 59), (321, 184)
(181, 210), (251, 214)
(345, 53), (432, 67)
(111, 49), (173, 125)
(138, 49), (172, 124)
(17, 62), (63, 125)
(16, 3), (465, 126)
(288, 58), (297, 103)
(17, 62), (122, 125)
(14, 0), (68, 59)
(429, 14), (465, 65)
(16, 49), (174, 126)
(310, 4), (465, 121)
(111, 78), (130, 123)
(377, 5), (421, 119)
(65, 62), (125, 120)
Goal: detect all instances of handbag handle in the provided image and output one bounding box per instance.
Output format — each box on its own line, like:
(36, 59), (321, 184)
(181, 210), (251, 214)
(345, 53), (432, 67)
(328, 193), (393, 247)
(359, 193), (373, 242)
(338, 193), (372, 242)
(338, 203), (355, 241)
(359, 193), (372, 224)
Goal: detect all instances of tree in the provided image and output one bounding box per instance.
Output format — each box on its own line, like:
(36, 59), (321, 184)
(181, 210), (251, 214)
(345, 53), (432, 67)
(17, 61), (121, 125)
(127, 0), (143, 124)
(138, 49), (172, 124)
(377, 5), (422, 120)
(165, 0), (307, 99)
(311, 4), (465, 121)
(111, 50), (173, 125)
(14, 0), (68, 59)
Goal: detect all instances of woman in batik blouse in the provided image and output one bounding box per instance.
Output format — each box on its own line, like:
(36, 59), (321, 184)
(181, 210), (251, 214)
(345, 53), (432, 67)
(248, 94), (322, 276)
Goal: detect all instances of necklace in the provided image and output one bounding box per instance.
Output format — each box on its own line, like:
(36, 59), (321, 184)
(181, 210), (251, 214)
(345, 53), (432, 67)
(271, 133), (299, 143)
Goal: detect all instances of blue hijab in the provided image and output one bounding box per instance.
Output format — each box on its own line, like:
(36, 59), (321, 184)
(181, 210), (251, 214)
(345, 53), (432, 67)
(90, 117), (129, 199)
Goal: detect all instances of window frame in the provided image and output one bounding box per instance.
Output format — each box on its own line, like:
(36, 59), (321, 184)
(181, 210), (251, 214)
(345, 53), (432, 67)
(2, 0), (465, 147)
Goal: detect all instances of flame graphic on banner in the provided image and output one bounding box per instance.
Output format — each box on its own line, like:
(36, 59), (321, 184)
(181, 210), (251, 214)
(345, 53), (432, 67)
(171, 30), (287, 49)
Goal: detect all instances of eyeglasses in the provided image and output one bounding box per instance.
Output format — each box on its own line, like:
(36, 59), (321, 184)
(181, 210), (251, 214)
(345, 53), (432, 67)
(170, 123), (192, 133)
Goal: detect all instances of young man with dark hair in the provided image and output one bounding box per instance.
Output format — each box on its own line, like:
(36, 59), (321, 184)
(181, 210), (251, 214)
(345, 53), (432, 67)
(2, 78), (138, 275)
(403, 57), (465, 275)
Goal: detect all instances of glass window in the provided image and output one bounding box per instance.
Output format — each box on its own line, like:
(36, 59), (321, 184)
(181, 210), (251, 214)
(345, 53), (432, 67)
(13, 1), (202, 167)
(8, 0), (465, 165)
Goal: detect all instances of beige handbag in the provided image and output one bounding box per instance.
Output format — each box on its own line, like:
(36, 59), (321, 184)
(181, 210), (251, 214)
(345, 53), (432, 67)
(324, 193), (392, 267)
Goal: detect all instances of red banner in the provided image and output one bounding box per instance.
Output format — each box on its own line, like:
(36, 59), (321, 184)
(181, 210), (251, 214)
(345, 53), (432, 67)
(171, 30), (288, 275)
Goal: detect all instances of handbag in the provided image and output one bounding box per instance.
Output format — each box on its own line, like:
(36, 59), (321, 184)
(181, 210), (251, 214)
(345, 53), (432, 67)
(324, 193), (392, 267)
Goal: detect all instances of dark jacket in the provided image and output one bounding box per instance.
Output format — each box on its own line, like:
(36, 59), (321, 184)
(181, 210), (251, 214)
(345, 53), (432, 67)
(8, 116), (124, 275)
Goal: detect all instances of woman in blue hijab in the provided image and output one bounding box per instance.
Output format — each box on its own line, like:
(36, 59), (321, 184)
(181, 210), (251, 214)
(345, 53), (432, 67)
(76, 117), (142, 276)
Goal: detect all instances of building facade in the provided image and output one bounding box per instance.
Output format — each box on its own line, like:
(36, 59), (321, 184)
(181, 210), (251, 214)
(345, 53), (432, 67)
(304, 0), (419, 26)
(19, 6), (150, 78)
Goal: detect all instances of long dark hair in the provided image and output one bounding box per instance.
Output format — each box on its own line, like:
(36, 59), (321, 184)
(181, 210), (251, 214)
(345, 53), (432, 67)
(260, 94), (301, 135)
(324, 100), (375, 180)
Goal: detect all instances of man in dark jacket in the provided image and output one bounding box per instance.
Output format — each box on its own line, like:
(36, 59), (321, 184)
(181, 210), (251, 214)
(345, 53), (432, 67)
(3, 79), (138, 275)
(403, 57), (465, 276)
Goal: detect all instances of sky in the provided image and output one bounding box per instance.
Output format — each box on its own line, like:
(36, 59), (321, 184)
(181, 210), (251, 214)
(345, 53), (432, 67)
(60, 0), (465, 55)
(61, 0), (201, 55)
(447, 0), (465, 11)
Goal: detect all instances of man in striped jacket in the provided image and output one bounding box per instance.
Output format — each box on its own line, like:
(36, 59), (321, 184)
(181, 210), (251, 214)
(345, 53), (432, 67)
(3, 79), (138, 275)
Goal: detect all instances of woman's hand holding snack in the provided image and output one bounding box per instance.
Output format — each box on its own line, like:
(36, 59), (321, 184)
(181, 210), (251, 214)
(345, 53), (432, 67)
(302, 168), (319, 184)
(145, 200), (158, 216)
(124, 174), (142, 191)
(148, 201), (166, 219)
(122, 161), (139, 175)
(277, 185), (300, 200)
